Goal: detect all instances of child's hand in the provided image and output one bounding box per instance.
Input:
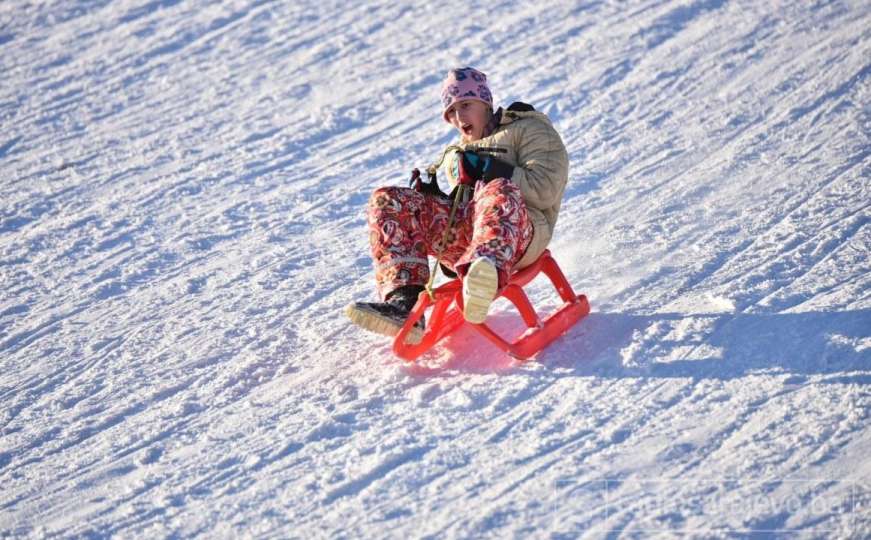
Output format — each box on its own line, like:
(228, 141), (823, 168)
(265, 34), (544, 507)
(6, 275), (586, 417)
(457, 151), (487, 185)
(456, 151), (515, 185)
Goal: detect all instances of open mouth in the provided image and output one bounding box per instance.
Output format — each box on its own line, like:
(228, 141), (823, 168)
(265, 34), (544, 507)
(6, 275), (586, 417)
(461, 123), (474, 136)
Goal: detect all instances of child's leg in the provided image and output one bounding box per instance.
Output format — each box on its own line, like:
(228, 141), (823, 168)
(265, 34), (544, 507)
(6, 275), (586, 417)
(453, 179), (534, 288)
(367, 186), (474, 299)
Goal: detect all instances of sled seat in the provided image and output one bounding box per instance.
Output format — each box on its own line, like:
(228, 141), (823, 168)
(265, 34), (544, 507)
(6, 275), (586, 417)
(393, 250), (590, 362)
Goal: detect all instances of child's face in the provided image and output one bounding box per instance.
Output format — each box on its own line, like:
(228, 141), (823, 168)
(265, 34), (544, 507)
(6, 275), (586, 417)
(445, 100), (491, 143)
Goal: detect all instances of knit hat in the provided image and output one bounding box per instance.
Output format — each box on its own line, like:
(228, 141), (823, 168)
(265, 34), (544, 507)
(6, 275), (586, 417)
(440, 67), (493, 122)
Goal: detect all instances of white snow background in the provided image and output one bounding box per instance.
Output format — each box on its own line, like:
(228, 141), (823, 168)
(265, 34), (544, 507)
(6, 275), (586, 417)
(1, 0), (869, 537)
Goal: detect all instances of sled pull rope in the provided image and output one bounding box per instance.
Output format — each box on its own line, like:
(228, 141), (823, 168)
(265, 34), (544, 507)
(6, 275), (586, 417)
(426, 144), (463, 177)
(425, 183), (468, 300)
(422, 143), (503, 299)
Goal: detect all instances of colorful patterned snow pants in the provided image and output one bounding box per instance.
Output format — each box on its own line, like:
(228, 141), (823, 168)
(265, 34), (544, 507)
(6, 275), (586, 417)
(368, 178), (533, 300)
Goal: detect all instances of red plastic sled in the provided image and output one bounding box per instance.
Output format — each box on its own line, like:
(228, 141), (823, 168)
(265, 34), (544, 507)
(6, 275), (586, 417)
(393, 250), (590, 362)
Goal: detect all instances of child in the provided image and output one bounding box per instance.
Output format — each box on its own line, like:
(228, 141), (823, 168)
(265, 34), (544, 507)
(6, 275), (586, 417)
(346, 67), (569, 343)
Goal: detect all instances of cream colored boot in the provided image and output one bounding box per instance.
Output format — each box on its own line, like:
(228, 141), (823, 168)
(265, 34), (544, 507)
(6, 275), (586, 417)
(462, 257), (499, 324)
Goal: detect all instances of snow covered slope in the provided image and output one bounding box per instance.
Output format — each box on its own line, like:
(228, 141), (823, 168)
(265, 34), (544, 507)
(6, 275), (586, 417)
(1, 0), (869, 537)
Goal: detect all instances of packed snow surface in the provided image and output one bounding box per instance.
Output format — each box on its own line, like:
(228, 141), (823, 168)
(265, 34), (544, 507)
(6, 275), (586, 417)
(1, 0), (869, 537)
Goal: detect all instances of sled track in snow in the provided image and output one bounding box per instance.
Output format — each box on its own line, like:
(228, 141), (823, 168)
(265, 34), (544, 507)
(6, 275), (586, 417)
(1, 0), (869, 537)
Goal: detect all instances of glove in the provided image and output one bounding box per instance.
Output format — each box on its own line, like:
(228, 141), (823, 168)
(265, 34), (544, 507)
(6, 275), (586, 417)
(409, 168), (448, 198)
(456, 151), (514, 186)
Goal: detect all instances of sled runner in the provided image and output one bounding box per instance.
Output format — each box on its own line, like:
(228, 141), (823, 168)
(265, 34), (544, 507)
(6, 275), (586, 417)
(393, 250), (590, 362)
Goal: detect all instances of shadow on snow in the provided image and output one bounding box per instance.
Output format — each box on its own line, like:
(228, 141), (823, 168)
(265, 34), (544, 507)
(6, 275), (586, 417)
(405, 308), (870, 382)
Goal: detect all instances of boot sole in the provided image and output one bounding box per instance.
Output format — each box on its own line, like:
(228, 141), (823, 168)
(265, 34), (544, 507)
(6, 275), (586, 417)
(345, 304), (424, 345)
(463, 258), (498, 324)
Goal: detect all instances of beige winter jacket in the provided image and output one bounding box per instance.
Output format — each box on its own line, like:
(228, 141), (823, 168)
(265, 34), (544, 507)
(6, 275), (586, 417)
(441, 108), (569, 269)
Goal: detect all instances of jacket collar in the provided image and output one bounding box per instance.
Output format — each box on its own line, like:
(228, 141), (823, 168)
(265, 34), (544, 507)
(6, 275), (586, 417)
(482, 107), (504, 138)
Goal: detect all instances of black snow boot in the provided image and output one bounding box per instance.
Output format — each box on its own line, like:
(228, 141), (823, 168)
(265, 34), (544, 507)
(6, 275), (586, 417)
(345, 285), (426, 344)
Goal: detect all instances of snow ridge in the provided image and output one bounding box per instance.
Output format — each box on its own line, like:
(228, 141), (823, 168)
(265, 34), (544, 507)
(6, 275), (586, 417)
(1, 0), (869, 537)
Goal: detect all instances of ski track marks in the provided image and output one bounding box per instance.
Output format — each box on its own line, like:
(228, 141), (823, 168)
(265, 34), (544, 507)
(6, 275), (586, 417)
(1, 0), (870, 538)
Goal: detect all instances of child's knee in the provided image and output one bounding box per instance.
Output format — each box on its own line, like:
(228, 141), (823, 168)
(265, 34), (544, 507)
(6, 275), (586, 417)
(369, 186), (417, 210)
(477, 178), (522, 200)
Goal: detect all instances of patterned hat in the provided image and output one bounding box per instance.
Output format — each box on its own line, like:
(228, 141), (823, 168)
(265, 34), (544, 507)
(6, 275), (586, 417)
(440, 67), (493, 122)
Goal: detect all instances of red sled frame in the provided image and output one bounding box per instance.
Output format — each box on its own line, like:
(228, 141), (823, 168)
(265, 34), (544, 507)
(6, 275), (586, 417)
(393, 250), (590, 362)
